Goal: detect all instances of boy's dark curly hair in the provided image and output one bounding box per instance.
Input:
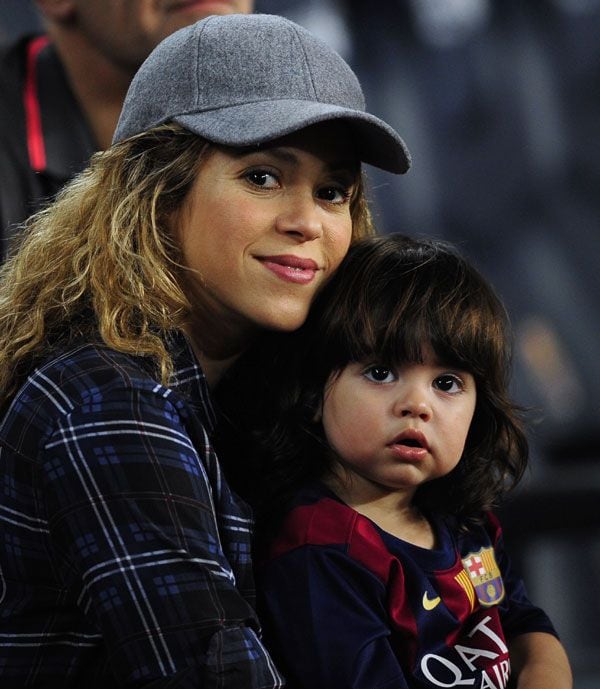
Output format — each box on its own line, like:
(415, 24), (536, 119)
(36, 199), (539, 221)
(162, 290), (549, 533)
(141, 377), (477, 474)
(217, 234), (528, 532)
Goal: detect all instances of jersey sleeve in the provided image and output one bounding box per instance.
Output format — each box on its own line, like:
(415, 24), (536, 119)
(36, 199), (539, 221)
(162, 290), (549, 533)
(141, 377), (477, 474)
(487, 513), (558, 640)
(41, 385), (282, 688)
(259, 543), (410, 689)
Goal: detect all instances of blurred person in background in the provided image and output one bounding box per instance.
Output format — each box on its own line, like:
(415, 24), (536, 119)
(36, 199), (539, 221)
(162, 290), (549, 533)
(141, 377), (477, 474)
(0, 0), (254, 258)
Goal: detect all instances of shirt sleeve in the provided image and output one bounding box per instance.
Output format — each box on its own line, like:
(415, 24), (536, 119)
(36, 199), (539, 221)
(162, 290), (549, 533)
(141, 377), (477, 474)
(259, 544), (410, 689)
(487, 514), (558, 640)
(41, 384), (283, 688)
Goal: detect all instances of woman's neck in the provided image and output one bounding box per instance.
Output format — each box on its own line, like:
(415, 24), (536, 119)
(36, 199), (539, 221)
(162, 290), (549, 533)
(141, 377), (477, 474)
(183, 316), (258, 388)
(192, 346), (241, 389)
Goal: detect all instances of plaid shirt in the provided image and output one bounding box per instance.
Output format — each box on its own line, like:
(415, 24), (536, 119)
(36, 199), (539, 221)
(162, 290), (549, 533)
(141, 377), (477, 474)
(0, 333), (283, 688)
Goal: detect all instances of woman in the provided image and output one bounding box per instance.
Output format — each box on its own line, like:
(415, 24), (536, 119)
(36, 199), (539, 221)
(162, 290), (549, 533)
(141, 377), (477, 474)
(0, 13), (409, 689)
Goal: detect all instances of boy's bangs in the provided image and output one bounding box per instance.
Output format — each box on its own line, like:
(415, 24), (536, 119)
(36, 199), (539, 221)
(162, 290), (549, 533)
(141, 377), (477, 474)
(373, 294), (483, 372)
(337, 258), (505, 377)
(313, 235), (508, 386)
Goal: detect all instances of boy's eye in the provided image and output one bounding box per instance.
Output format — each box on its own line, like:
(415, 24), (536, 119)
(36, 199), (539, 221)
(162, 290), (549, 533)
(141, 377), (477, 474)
(433, 374), (463, 393)
(363, 366), (396, 384)
(245, 169), (278, 188)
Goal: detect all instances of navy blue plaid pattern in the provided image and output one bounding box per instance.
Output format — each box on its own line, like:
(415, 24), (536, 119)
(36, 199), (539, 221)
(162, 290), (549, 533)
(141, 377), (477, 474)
(0, 333), (283, 687)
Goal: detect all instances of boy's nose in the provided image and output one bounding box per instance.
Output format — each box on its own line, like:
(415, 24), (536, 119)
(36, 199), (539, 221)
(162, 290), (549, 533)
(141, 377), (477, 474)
(393, 392), (432, 421)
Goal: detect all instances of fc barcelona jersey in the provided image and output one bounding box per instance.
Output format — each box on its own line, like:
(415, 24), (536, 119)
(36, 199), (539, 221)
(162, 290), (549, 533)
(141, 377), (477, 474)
(259, 483), (556, 689)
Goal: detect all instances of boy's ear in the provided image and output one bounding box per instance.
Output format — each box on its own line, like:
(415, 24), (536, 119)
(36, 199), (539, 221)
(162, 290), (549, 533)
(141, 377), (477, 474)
(313, 399), (323, 423)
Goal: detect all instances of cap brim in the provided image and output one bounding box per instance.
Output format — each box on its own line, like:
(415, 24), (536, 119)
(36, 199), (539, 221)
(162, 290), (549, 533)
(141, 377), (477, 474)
(174, 100), (411, 174)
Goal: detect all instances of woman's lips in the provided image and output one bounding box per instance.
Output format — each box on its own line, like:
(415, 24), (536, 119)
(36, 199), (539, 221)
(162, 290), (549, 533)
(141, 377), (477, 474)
(258, 255), (319, 285)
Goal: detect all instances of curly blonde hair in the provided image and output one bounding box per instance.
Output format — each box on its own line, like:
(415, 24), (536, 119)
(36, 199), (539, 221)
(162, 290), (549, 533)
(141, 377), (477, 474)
(0, 123), (374, 405)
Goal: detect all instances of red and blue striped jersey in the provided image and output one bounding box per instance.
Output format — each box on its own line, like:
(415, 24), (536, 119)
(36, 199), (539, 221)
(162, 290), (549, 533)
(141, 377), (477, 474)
(259, 483), (556, 689)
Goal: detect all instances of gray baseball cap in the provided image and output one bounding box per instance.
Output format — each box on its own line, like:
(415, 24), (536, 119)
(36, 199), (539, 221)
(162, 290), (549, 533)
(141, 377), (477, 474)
(113, 14), (411, 174)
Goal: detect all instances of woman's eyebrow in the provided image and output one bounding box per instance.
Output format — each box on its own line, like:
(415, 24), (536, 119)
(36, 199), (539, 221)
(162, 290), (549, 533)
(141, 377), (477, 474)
(227, 146), (299, 166)
(261, 148), (299, 165)
(236, 146), (358, 173)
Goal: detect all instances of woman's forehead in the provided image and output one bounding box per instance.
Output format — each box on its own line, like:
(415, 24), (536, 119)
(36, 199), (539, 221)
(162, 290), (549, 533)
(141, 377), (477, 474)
(254, 121), (359, 169)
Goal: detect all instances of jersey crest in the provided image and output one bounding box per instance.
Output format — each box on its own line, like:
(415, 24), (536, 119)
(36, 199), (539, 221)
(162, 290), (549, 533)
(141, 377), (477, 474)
(461, 547), (505, 607)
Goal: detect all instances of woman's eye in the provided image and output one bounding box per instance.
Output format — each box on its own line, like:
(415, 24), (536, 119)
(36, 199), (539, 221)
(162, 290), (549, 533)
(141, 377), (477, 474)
(363, 366), (396, 384)
(245, 169), (278, 188)
(316, 185), (352, 204)
(433, 374), (463, 393)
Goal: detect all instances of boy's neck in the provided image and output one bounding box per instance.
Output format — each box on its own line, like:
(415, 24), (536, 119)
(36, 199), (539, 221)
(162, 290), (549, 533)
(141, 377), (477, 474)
(323, 474), (436, 549)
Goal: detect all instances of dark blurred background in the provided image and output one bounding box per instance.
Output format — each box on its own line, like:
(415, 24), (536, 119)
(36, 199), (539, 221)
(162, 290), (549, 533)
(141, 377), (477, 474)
(2, 0), (599, 684)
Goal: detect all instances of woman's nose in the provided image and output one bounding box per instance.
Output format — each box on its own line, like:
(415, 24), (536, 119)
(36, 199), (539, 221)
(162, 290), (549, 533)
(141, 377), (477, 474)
(275, 193), (323, 241)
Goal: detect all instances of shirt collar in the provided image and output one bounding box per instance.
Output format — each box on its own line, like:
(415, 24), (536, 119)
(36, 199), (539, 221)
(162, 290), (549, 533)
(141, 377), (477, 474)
(167, 330), (217, 435)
